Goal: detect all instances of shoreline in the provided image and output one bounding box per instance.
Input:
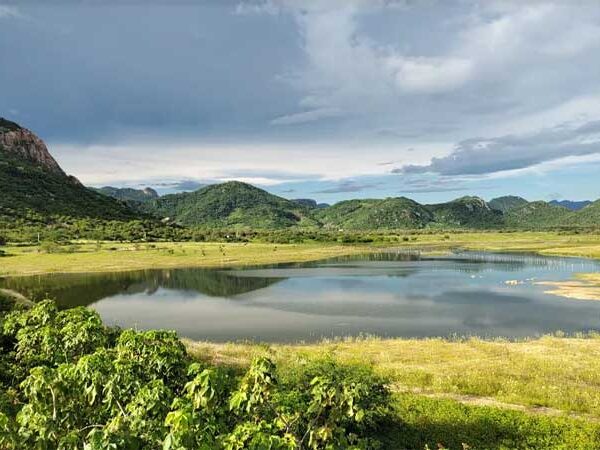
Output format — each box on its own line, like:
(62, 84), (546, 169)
(1, 231), (600, 278)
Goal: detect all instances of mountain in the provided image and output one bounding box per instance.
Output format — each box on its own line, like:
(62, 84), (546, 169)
(291, 199), (330, 209)
(315, 197), (433, 230)
(571, 200), (600, 226)
(96, 186), (159, 204)
(141, 181), (316, 228)
(489, 196), (529, 213)
(0, 118), (66, 176)
(0, 118), (139, 221)
(549, 200), (592, 211)
(504, 201), (574, 228)
(425, 196), (504, 229)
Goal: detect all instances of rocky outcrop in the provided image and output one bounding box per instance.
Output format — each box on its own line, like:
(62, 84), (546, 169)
(142, 187), (159, 198)
(0, 118), (66, 176)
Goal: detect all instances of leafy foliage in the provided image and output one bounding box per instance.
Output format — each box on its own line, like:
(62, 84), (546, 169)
(0, 301), (389, 449)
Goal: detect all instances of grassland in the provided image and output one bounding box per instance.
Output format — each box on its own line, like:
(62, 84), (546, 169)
(186, 335), (600, 418)
(2, 231), (600, 277)
(0, 242), (369, 277)
(186, 335), (600, 449)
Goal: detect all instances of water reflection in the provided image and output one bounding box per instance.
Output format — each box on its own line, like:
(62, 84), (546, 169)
(1, 269), (284, 307)
(1, 251), (599, 342)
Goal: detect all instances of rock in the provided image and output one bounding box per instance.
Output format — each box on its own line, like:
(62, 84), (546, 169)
(0, 118), (66, 176)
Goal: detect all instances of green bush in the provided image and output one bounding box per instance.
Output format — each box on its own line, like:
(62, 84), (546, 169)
(0, 301), (390, 449)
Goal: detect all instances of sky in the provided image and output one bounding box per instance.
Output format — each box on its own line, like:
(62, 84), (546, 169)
(2, 0), (600, 204)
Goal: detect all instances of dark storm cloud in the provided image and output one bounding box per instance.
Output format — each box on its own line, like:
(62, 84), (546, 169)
(3, 1), (600, 202)
(396, 120), (600, 176)
(0, 2), (301, 142)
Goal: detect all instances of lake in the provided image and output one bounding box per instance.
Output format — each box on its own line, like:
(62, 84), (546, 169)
(2, 251), (600, 342)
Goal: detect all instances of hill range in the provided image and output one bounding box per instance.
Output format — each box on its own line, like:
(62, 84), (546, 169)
(1, 118), (598, 231)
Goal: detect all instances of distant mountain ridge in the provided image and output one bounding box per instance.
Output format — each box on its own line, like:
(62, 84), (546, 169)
(291, 199), (330, 209)
(95, 186), (159, 204)
(137, 184), (600, 230)
(549, 200), (592, 211)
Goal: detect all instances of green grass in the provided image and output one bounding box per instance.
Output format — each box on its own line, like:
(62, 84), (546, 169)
(185, 337), (600, 448)
(384, 393), (600, 449)
(185, 335), (600, 418)
(0, 241), (369, 277)
(3, 231), (600, 277)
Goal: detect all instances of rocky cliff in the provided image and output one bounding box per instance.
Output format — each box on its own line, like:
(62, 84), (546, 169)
(0, 118), (66, 176)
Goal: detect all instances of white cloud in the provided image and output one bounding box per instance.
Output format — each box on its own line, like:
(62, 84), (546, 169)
(397, 120), (600, 176)
(268, 1), (600, 137)
(271, 107), (343, 125)
(51, 139), (444, 186)
(386, 56), (473, 93)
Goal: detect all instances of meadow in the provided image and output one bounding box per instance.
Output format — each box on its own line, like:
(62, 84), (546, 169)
(187, 335), (600, 449)
(3, 231), (600, 277)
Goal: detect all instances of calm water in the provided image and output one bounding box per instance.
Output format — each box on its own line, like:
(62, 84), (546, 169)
(3, 251), (600, 342)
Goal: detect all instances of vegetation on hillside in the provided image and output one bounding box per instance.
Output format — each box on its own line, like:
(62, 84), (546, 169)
(488, 196), (529, 213)
(504, 201), (574, 228)
(136, 185), (599, 231)
(426, 196), (504, 229)
(0, 140), (139, 222)
(315, 197), (433, 230)
(140, 181), (317, 228)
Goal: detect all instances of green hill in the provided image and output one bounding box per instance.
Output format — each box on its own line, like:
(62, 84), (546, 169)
(315, 197), (433, 230)
(141, 181), (316, 228)
(571, 200), (600, 227)
(489, 196), (529, 213)
(0, 119), (139, 221)
(504, 201), (574, 229)
(425, 196), (504, 229)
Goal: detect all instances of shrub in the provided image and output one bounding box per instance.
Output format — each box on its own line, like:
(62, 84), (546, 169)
(0, 301), (390, 449)
(39, 240), (62, 254)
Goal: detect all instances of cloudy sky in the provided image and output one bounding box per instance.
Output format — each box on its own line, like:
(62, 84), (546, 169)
(2, 0), (600, 203)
